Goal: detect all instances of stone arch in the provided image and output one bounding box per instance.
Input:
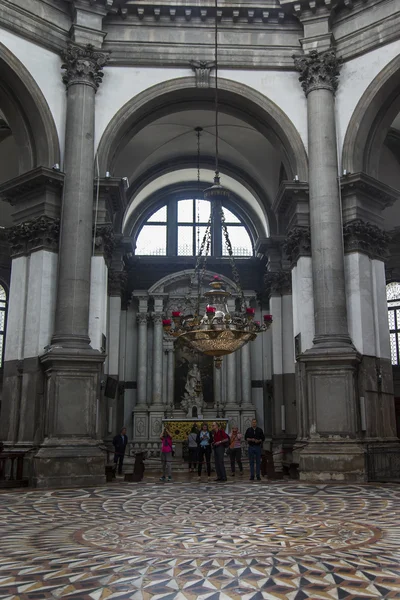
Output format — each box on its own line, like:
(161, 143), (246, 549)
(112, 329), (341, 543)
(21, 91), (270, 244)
(342, 54), (400, 178)
(149, 269), (239, 295)
(124, 156), (273, 236)
(97, 76), (308, 183)
(0, 42), (60, 173)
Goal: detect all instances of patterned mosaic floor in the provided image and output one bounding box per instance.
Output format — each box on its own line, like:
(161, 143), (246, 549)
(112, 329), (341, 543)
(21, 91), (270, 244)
(1, 481), (400, 599)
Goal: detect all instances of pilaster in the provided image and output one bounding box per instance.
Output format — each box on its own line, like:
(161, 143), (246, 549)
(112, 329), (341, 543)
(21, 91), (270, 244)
(0, 169), (63, 452)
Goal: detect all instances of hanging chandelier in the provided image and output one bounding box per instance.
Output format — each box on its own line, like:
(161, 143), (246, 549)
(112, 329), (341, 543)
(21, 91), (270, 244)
(162, 0), (272, 364)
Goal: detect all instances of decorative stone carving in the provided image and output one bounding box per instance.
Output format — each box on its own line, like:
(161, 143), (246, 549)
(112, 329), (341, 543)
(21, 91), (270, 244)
(108, 269), (128, 297)
(7, 216), (60, 257)
(61, 44), (109, 90)
(137, 312), (149, 325)
(93, 224), (115, 266)
(152, 313), (164, 324)
(283, 226), (311, 264)
(343, 219), (390, 260)
(189, 60), (215, 88)
(264, 270), (292, 296)
(293, 49), (341, 96)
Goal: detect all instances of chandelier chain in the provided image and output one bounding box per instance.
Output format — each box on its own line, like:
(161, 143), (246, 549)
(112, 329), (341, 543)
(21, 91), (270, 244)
(214, 0), (219, 177)
(220, 207), (246, 309)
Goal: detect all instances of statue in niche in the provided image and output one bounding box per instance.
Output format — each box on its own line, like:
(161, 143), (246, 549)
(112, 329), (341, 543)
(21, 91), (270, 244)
(181, 363), (205, 417)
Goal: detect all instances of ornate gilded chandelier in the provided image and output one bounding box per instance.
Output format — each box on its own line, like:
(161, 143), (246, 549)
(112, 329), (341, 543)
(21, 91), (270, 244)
(162, 0), (272, 364)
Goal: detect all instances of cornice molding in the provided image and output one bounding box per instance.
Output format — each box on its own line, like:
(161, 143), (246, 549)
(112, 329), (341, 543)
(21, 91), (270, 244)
(1, 0), (398, 68)
(0, 167), (64, 204)
(340, 172), (399, 210)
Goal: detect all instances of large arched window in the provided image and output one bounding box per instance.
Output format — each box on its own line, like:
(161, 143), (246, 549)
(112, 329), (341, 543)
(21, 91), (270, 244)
(135, 198), (253, 257)
(387, 282), (400, 365)
(0, 283), (7, 370)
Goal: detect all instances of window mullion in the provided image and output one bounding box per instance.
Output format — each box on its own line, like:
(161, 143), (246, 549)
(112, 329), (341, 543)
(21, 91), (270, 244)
(167, 199), (178, 256)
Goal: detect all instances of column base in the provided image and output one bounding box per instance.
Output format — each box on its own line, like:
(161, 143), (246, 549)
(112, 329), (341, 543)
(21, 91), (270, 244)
(35, 346), (106, 488)
(133, 407), (149, 443)
(224, 407), (240, 429)
(240, 407), (256, 433)
(33, 437), (106, 488)
(298, 440), (366, 482)
(148, 408), (165, 442)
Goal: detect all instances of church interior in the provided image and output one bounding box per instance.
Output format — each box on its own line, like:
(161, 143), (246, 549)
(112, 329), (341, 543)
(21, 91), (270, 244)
(0, 0), (400, 597)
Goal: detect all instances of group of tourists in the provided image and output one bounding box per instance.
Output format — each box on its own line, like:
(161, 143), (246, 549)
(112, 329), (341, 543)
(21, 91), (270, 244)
(112, 419), (266, 483)
(161, 418), (265, 482)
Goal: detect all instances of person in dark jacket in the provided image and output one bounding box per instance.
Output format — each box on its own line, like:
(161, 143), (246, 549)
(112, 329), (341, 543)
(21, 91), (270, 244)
(113, 427), (128, 475)
(212, 421), (229, 482)
(196, 422), (213, 481)
(244, 418), (265, 481)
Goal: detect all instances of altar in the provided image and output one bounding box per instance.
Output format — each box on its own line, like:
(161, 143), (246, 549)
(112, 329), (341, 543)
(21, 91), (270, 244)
(162, 418), (229, 458)
(162, 418), (229, 442)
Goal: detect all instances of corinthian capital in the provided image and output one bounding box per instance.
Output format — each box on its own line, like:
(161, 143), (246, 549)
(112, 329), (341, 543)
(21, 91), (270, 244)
(61, 44), (109, 90)
(293, 49), (341, 96)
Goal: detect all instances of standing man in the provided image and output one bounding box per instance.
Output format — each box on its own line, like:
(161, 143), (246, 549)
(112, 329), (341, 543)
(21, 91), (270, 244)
(245, 418), (265, 481)
(212, 422), (229, 482)
(113, 427), (128, 475)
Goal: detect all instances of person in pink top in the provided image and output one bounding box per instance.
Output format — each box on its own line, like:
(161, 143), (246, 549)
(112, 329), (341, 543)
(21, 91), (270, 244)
(160, 426), (173, 482)
(229, 426), (243, 476)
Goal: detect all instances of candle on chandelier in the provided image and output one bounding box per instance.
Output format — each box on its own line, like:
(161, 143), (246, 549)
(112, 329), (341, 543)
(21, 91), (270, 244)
(206, 305), (216, 314)
(246, 307), (255, 315)
(264, 314), (273, 323)
(172, 311), (181, 318)
(162, 319), (172, 326)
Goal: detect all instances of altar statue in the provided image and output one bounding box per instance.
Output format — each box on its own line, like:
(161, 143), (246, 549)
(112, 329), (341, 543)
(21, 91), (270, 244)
(181, 363), (205, 417)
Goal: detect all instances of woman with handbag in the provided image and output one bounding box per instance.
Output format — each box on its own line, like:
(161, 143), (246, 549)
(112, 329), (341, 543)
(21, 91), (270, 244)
(160, 427), (173, 482)
(229, 426), (243, 476)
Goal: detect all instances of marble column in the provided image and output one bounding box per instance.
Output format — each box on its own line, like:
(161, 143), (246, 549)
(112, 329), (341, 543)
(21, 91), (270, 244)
(224, 352), (239, 427)
(292, 49), (363, 481)
(152, 313), (164, 408)
(294, 50), (351, 349)
(34, 45), (108, 488)
(133, 311), (149, 444)
(240, 343), (255, 432)
(166, 343), (175, 416)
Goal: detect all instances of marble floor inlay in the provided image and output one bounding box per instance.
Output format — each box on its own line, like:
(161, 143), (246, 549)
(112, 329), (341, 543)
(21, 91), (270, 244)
(0, 481), (400, 599)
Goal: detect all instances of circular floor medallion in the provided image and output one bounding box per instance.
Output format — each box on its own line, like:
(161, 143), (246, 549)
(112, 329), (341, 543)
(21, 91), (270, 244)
(78, 515), (381, 558)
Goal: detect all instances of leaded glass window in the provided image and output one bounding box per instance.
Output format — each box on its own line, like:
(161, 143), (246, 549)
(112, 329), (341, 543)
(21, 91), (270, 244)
(135, 198), (253, 257)
(387, 282), (400, 365)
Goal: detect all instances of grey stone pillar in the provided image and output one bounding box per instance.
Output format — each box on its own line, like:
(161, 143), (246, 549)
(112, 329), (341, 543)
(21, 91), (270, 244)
(292, 49), (364, 481)
(33, 45), (108, 488)
(52, 44), (108, 347)
(294, 49), (351, 349)
(166, 343), (175, 416)
(136, 313), (148, 408)
(152, 313), (164, 408)
(223, 354), (239, 428)
(240, 343), (256, 433)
